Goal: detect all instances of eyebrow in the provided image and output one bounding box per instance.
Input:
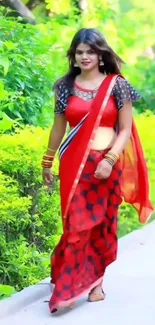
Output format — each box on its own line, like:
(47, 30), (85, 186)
(76, 49), (94, 52)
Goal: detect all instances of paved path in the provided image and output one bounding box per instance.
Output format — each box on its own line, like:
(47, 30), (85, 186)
(1, 222), (155, 325)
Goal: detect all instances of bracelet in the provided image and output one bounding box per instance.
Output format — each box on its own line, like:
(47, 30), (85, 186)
(47, 148), (57, 153)
(104, 157), (115, 167)
(104, 152), (119, 167)
(42, 162), (53, 168)
(43, 155), (54, 161)
(105, 152), (119, 160)
(41, 154), (54, 168)
(105, 152), (118, 163)
(42, 161), (53, 168)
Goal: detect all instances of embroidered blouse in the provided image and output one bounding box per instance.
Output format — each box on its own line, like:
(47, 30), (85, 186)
(54, 76), (141, 114)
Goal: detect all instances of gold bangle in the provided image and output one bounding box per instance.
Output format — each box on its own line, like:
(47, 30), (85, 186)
(105, 153), (118, 163)
(105, 156), (117, 163)
(47, 148), (56, 153)
(43, 155), (54, 159)
(104, 158), (115, 166)
(42, 160), (53, 164)
(107, 152), (119, 160)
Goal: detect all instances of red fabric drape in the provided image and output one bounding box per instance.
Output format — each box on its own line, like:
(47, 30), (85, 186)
(59, 74), (154, 226)
(50, 149), (122, 312)
(59, 74), (118, 224)
(120, 119), (154, 223)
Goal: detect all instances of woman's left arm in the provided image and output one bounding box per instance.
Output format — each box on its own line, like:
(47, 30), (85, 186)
(95, 77), (140, 179)
(110, 101), (132, 156)
(94, 102), (132, 179)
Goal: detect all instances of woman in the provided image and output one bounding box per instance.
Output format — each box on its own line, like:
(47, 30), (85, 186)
(42, 28), (154, 313)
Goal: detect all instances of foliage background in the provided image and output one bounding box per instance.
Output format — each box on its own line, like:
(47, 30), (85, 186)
(0, 0), (155, 297)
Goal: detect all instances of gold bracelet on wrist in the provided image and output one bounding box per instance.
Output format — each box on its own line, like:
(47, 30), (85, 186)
(107, 152), (119, 160)
(41, 154), (54, 168)
(104, 157), (115, 167)
(47, 148), (56, 153)
(105, 152), (119, 164)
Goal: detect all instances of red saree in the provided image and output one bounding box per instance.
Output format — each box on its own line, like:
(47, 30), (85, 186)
(120, 120), (154, 223)
(49, 74), (154, 312)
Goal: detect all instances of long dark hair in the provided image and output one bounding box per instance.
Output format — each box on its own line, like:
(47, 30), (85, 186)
(55, 28), (124, 91)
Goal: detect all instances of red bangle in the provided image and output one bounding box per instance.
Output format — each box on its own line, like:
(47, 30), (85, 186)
(43, 155), (54, 161)
(41, 160), (53, 166)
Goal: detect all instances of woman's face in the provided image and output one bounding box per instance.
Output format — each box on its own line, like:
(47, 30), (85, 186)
(75, 43), (99, 71)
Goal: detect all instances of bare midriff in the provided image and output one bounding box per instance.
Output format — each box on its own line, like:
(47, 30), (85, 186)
(70, 126), (117, 150)
(91, 127), (117, 150)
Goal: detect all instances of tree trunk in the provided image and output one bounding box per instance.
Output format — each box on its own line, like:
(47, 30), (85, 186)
(27, 0), (42, 10)
(1, 0), (36, 24)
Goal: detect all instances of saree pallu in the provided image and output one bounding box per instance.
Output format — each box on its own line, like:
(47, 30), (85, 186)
(49, 149), (122, 311)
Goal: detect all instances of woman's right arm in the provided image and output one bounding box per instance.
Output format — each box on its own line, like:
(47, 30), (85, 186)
(46, 113), (67, 156)
(42, 113), (67, 186)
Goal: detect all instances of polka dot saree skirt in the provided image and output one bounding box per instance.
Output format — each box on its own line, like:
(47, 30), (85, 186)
(49, 149), (122, 312)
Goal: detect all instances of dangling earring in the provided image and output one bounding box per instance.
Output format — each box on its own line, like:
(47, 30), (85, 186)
(74, 61), (78, 67)
(99, 56), (104, 66)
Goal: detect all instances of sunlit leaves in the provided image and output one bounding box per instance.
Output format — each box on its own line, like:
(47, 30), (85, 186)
(0, 285), (15, 300)
(0, 57), (10, 76)
(45, 0), (72, 14)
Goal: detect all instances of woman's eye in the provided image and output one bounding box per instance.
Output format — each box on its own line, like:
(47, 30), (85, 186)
(88, 50), (95, 54)
(76, 51), (82, 55)
(76, 50), (95, 55)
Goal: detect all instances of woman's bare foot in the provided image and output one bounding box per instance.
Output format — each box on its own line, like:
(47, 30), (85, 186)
(88, 284), (106, 302)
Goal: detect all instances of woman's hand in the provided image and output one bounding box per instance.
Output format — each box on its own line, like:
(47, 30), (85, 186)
(94, 159), (113, 179)
(42, 168), (53, 188)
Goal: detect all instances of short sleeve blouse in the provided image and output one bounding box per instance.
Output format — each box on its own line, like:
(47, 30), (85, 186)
(54, 76), (141, 114)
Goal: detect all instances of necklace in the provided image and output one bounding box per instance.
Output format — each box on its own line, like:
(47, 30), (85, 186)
(75, 74), (106, 93)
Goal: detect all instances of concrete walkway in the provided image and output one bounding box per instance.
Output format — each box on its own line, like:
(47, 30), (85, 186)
(1, 221), (155, 325)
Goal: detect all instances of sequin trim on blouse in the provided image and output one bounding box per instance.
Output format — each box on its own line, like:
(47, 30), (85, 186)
(54, 76), (141, 114)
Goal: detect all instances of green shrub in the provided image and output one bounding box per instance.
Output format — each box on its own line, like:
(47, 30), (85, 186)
(0, 127), (62, 290)
(0, 284), (15, 300)
(0, 10), (67, 128)
(0, 169), (56, 290)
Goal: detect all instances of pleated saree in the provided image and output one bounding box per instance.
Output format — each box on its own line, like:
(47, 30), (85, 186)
(49, 74), (154, 312)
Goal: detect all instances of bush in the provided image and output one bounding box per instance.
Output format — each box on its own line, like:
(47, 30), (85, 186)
(0, 127), (62, 290)
(0, 284), (15, 300)
(0, 10), (69, 129)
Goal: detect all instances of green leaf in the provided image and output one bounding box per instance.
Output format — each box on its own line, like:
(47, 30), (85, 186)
(4, 41), (17, 51)
(0, 112), (15, 132)
(0, 285), (15, 300)
(0, 80), (8, 101)
(0, 57), (10, 76)
(0, 40), (4, 48)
